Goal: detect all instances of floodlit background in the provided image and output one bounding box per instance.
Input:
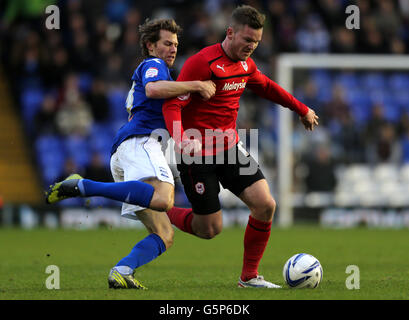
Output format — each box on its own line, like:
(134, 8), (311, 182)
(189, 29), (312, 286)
(1, 0), (409, 229)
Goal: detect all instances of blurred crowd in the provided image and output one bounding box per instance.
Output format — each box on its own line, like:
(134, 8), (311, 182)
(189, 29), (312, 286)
(1, 0), (409, 204)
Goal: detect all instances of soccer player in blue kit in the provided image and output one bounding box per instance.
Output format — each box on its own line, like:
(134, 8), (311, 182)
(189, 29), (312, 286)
(45, 19), (216, 289)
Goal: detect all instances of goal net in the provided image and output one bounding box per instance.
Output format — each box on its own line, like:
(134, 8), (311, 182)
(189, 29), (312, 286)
(276, 54), (409, 227)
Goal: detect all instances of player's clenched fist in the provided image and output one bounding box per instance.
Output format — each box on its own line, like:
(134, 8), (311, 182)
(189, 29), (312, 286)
(198, 80), (216, 100)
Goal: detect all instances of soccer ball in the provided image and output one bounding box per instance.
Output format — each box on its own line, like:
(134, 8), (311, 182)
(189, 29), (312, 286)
(283, 253), (323, 289)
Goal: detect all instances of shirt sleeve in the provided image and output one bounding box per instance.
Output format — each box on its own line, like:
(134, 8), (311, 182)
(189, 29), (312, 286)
(140, 59), (170, 87)
(247, 68), (309, 117)
(162, 53), (211, 143)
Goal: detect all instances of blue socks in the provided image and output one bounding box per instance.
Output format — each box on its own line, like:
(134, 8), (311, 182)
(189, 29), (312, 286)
(77, 179), (154, 208)
(75, 180), (166, 272)
(116, 233), (166, 270)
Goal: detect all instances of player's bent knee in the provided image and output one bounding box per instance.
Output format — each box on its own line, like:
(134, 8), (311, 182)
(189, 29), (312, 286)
(150, 191), (174, 212)
(197, 229), (217, 239)
(269, 198), (277, 214)
(196, 224), (222, 239)
(254, 197), (276, 221)
(191, 211), (223, 239)
(154, 197), (173, 212)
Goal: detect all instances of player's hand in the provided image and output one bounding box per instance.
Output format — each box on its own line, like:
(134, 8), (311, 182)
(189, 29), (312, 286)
(198, 80), (216, 100)
(179, 138), (202, 154)
(300, 108), (319, 131)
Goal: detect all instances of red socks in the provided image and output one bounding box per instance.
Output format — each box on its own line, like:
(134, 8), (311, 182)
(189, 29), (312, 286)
(241, 215), (272, 282)
(166, 207), (194, 234)
(167, 208), (271, 282)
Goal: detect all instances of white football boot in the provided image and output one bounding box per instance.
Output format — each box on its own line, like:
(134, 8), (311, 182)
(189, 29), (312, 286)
(238, 275), (281, 288)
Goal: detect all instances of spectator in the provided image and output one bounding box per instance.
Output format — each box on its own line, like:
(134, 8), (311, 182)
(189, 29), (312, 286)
(274, 15), (297, 53)
(70, 30), (95, 72)
(331, 27), (357, 53)
(400, 127), (409, 163)
(84, 151), (113, 182)
(56, 74), (93, 136)
(323, 84), (351, 125)
(57, 157), (82, 182)
(96, 37), (115, 69)
(366, 123), (402, 164)
(35, 94), (58, 135)
(56, 94), (93, 136)
(43, 46), (70, 88)
(397, 112), (409, 137)
(304, 145), (337, 192)
(120, 27), (141, 78)
(334, 111), (365, 163)
(374, 0), (402, 38)
(358, 16), (388, 53)
(21, 46), (43, 86)
(86, 78), (110, 122)
(316, 0), (345, 30)
(93, 16), (109, 43)
(124, 7), (141, 29)
(295, 14), (330, 53)
(389, 36), (407, 54)
(364, 104), (389, 144)
(99, 54), (126, 86)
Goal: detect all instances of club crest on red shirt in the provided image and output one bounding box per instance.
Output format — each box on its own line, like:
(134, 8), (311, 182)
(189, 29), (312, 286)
(195, 182), (205, 195)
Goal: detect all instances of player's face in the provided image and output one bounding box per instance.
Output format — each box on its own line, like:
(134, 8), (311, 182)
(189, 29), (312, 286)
(149, 30), (178, 67)
(229, 25), (262, 61)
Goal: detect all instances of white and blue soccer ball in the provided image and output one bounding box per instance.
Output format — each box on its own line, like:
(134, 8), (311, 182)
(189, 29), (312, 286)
(283, 253), (323, 289)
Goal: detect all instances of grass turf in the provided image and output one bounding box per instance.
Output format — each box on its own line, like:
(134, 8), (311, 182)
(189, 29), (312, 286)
(0, 226), (408, 300)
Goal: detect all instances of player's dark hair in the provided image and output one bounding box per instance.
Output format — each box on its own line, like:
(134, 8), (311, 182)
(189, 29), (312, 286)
(230, 5), (265, 30)
(139, 18), (182, 57)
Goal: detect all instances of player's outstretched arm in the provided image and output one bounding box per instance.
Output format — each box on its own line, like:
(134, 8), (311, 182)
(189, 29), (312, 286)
(247, 69), (319, 129)
(300, 108), (319, 131)
(145, 80), (215, 100)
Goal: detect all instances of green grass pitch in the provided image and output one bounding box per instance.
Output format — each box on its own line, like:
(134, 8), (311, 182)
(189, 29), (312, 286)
(0, 226), (408, 300)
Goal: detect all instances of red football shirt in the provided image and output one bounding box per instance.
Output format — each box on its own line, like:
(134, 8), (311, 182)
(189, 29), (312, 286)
(163, 43), (309, 156)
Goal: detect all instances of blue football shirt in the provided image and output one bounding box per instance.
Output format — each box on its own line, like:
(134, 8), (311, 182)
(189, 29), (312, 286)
(111, 57), (172, 154)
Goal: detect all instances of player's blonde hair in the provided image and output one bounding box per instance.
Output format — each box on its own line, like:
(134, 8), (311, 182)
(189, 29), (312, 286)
(139, 18), (182, 57)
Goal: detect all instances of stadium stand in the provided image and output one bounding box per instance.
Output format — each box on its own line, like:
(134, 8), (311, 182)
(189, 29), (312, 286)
(0, 67), (43, 204)
(1, 0), (408, 208)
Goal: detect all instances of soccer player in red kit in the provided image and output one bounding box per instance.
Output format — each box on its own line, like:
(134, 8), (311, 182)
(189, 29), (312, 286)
(163, 5), (319, 288)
